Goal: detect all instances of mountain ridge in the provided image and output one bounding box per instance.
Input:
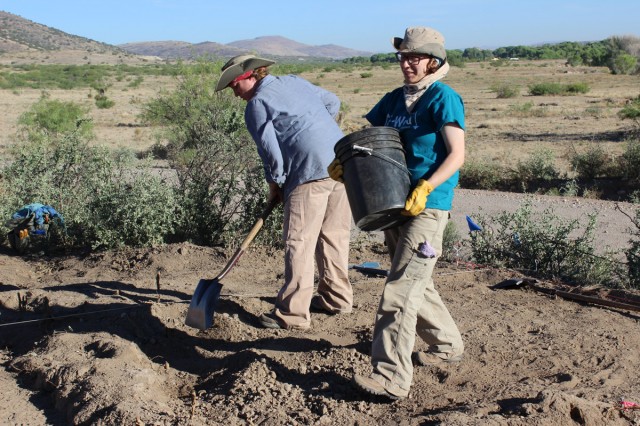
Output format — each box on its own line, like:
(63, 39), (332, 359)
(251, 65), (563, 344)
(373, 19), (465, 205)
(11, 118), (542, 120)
(0, 11), (374, 60)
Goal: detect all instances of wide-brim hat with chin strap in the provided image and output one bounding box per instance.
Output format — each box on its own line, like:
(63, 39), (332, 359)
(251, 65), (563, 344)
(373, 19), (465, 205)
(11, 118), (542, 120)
(392, 27), (447, 61)
(215, 54), (276, 92)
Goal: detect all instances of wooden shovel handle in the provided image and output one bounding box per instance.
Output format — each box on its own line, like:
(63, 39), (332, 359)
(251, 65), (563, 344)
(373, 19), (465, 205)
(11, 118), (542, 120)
(218, 198), (279, 281)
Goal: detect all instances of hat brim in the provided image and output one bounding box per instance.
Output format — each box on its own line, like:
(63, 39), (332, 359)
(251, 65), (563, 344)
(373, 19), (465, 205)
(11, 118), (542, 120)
(392, 37), (403, 51)
(215, 57), (275, 92)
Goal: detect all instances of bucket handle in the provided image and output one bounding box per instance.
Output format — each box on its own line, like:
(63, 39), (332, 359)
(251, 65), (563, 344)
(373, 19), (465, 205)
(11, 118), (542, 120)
(351, 144), (410, 176)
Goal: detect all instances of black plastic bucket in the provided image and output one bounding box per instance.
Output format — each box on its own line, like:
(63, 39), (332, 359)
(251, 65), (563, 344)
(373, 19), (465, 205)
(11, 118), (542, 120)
(334, 127), (411, 231)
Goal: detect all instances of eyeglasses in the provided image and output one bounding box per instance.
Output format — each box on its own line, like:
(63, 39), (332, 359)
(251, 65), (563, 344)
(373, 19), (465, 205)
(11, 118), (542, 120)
(395, 52), (429, 65)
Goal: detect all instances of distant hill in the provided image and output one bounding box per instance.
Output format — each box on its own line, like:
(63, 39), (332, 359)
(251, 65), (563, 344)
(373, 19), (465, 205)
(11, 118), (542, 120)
(0, 10), (120, 54)
(118, 40), (247, 60)
(0, 10), (373, 62)
(121, 36), (373, 60)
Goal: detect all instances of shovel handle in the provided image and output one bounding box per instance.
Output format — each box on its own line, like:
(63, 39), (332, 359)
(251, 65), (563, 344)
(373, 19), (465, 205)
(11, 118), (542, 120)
(218, 199), (279, 280)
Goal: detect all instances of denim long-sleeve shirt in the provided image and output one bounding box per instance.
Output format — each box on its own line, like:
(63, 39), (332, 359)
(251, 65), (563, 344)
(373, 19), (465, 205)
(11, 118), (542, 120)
(245, 74), (344, 200)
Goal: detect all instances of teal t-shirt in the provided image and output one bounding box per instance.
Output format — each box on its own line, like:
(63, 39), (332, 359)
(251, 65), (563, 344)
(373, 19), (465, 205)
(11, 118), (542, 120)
(365, 81), (465, 210)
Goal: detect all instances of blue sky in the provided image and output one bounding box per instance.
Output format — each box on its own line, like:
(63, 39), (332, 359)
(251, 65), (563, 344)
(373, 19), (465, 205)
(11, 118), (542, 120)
(2, 0), (639, 53)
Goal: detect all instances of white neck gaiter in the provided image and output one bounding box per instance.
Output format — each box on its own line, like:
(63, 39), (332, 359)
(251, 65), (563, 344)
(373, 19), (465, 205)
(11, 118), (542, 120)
(403, 62), (450, 112)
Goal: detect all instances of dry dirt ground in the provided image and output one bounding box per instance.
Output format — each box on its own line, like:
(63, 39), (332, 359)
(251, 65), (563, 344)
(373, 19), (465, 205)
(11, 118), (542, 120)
(1, 189), (640, 425)
(1, 54), (640, 424)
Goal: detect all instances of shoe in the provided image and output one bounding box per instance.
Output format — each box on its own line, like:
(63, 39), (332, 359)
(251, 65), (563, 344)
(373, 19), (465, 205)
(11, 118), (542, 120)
(352, 374), (404, 400)
(259, 312), (283, 329)
(258, 312), (311, 330)
(414, 351), (463, 366)
(310, 295), (352, 315)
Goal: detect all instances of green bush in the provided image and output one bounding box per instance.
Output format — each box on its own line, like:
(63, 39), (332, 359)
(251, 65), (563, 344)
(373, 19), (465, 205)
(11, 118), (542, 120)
(528, 82), (590, 96)
(17, 94), (93, 141)
(490, 83), (519, 98)
(85, 151), (178, 249)
(94, 95), (115, 109)
(360, 72), (373, 78)
(609, 53), (638, 75)
(627, 209), (640, 288)
(570, 145), (615, 179)
(141, 60), (284, 248)
(619, 139), (640, 181)
(1, 98), (178, 250)
(469, 201), (623, 287)
(565, 82), (590, 94)
(514, 148), (559, 183)
(618, 95), (640, 120)
(441, 221), (462, 263)
(460, 158), (507, 190)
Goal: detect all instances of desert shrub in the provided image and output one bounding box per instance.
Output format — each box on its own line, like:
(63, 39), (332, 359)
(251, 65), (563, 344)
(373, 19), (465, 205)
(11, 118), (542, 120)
(509, 101), (533, 113)
(94, 94), (115, 109)
(469, 201), (623, 287)
(127, 76), (144, 88)
(609, 53), (638, 75)
(570, 145), (615, 179)
(17, 94), (94, 141)
(0, 130), (110, 247)
(618, 95), (640, 120)
(441, 221), (462, 263)
(360, 72), (373, 78)
(528, 82), (590, 96)
(513, 148), (559, 183)
(0, 63), (180, 90)
(529, 82), (564, 96)
(565, 82), (590, 94)
(1, 98), (177, 250)
(84, 150), (178, 250)
(627, 208), (640, 288)
(507, 102), (548, 117)
(141, 60), (283, 248)
(618, 139), (640, 181)
(460, 158), (506, 190)
(490, 83), (519, 98)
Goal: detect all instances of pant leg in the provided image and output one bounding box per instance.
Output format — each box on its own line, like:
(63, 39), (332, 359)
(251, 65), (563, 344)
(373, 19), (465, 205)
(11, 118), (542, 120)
(415, 212), (465, 354)
(274, 180), (328, 328)
(315, 179), (352, 311)
(370, 209), (462, 396)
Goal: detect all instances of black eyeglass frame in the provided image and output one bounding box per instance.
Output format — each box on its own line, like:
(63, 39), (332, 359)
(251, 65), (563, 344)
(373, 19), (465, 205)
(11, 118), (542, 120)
(395, 52), (433, 65)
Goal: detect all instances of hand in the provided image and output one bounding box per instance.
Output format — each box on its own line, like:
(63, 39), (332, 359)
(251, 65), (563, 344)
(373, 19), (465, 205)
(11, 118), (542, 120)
(327, 158), (344, 183)
(268, 182), (283, 204)
(402, 179), (434, 216)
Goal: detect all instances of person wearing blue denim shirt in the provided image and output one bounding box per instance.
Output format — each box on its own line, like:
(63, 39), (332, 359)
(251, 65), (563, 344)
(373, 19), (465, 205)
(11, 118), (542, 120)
(216, 55), (353, 330)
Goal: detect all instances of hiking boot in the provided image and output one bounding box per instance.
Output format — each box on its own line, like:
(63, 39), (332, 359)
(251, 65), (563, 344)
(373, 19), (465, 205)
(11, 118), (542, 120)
(259, 312), (283, 329)
(310, 295), (352, 315)
(414, 351), (463, 366)
(258, 312), (310, 330)
(352, 374), (405, 401)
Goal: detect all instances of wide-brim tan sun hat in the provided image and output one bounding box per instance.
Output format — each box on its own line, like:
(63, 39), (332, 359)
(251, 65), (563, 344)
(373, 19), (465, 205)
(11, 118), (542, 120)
(215, 54), (275, 91)
(391, 27), (447, 61)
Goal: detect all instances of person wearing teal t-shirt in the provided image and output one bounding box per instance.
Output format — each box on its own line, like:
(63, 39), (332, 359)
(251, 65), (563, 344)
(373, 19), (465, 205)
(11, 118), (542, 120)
(330, 26), (466, 400)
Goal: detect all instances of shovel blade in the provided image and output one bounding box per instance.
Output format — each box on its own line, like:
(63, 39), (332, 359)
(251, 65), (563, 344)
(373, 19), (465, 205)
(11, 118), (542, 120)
(185, 278), (222, 330)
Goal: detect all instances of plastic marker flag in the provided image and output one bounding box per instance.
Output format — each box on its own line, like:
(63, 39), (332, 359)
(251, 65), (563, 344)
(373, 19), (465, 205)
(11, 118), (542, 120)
(466, 215), (482, 232)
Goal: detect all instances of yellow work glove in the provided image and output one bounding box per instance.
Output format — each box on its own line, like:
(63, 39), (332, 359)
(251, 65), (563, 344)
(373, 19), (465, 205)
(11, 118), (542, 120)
(402, 179), (434, 216)
(327, 158), (344, 183)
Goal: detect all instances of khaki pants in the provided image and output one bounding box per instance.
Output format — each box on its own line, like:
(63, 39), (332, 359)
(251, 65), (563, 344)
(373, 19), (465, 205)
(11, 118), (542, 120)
(370, 209), (464, 397)
(274, 178), (352, 328)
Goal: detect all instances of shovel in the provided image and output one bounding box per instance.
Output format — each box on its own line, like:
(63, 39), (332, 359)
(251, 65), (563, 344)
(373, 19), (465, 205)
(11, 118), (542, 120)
(185, 199), (278, 330)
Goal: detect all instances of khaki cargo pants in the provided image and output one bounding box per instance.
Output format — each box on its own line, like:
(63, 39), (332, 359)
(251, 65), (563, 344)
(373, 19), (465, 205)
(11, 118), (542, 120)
(370, 208), (464, 397)
(274, 178), (353, 328)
